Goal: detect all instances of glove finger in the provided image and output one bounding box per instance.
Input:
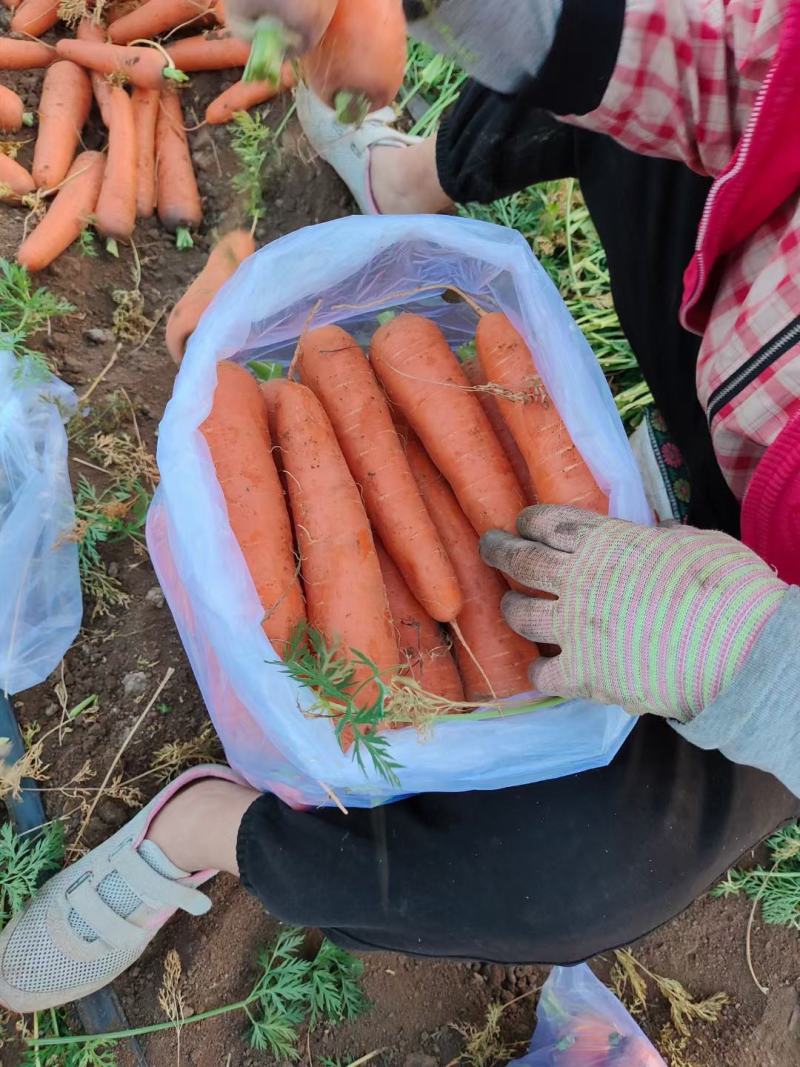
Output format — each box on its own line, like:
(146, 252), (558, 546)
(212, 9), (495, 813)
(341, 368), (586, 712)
(516, 504), (606, 552)
(479, 530), (567, 594)
(529, 652), (571, 698)
(501, 591), (557, 643)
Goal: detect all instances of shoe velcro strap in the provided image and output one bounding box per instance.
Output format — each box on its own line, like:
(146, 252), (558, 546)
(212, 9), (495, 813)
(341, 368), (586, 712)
(114, 849), (211, 916)
(68, 877), (144, 951)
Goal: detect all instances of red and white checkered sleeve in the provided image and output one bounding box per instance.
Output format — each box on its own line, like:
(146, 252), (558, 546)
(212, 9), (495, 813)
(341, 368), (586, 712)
(563, 0), (784, 178)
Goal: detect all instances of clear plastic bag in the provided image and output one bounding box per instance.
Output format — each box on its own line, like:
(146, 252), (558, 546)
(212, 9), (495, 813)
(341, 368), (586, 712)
(0, 354), (81, 696)
(511, 965), (667, 1066)
(148, 215), (651, 807)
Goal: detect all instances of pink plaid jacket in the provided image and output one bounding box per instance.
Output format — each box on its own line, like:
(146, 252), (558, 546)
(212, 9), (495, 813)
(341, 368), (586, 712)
(566, 0), (800, 583)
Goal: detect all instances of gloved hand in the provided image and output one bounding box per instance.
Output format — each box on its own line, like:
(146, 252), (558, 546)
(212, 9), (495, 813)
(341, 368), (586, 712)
(224, 0), (336, 52)
(480, 505), (787, 722)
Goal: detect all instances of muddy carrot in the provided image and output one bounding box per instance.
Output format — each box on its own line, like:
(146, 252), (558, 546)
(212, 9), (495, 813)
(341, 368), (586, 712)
(108, 0), (219, 43)
(55, 38), (187, 89)
(156, 89), (202, 247)
(302, 0), (406, 122)
(10, 0), (59, 37)
(166, 30), (249, 70)
(461, 351), (536, 504)
(200, 362), (305, 655)
(17, 149), (105, 271)
(370, 313), (526, 537)
(32, 61), (92, 190)
(405, 435), (537, 702)
(297, 323), (461, 623)
(94, 86), (136, 248)
(0, 85), (31, 133)
(0, 38), (55, 67)
(0, 153), (35, 200)
(376, 541), (464, 704)
(204, 63), (294, 124)
(76, 19), (114, 126)
(261, 378), (399, 705)
(166, 229), (255, 362)
(131, 86), (159, 217)
(476, 312), (608, 513)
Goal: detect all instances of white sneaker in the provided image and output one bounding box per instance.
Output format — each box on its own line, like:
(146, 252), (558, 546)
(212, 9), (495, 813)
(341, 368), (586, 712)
(0, 763), (247, 1013)
(295, 80), (423, 214)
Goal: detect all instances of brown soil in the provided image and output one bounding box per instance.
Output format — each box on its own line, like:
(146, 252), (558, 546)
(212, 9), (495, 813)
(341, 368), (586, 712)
(1, 53), (799, 1067)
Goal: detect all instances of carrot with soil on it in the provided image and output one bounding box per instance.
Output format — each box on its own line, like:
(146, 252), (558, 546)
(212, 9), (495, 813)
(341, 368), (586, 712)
(460, 350), (536, 504)
(166, 29), (250, 70)
(376, 540), (464, 705)
(0, 153), (35, 200)
(93, 85), (136, 252)
(0, 38), (55, 68)
(0, 85), (33, 133)
(297, 323), (462, 624)
(55, 38), (188, 89)
(155, 88), (202, 248)
(261, 378), (399, 707)
(132, 86), (159, 218)
(32, 60), (92, 190)
(10, 0), (59, 38)
(476, 311), (608, 514)
(404, 434), (538, 702)
(77, 18), (114, 126)
(166, 228), (255, 362)
(204, 63), (294, 124)
(17, 149), (105, 272)
(370, 312), (527, 538)
(108, 0), (219, 43)
(200, 362), (305, 657)
(301, 0), (407, 123)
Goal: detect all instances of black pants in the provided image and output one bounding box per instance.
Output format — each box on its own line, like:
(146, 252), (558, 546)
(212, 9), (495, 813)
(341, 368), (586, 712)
(236, 85), (798, 964)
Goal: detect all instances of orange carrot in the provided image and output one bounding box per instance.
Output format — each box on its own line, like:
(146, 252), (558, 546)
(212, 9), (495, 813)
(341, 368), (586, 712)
(261, 378), (399, 704)
(297, 323), (462, 624)
(0, 85), (31, 133)
(200, 362), (305, 656)
(166, 30), (249, 70)
(10, 0), (59, 37)
(108, 0), (219, 43)
(55, 38), (186, 90)
(32, 61), (92, 190)
(370, 313), (526, 538)
(204, 63), (294, 124)
(461, 352), (536, 504)
(17, 150), (105, 271)
(94, 86), (136, 247)
(0, 0), (22, 11)
(476, 312), (609, 513)
(405, 435), (537, 702)
(302, 0), (406, 122)
(0, 38), (55, 67)
(376, 541), (464, 704)
(155, 89), (202, 246)
(76, 19), (114, 126)
(0, 153), (35, 200)
(131, 86), (159, 218)
(166, 228), (255, 362)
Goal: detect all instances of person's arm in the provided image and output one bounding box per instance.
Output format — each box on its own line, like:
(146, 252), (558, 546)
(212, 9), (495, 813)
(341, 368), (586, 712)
(480, 504), (800, 798)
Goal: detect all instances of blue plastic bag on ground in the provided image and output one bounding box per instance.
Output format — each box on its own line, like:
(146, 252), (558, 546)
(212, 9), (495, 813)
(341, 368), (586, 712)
(0, 354), (81, 696)
(148, 215), (651, 808)
(511, 965), (667, 1066)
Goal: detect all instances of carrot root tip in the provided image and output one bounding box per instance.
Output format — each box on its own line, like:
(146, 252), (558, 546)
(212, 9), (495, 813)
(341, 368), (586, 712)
(175, 226), (194, 250)
(242, 18), (287, 85)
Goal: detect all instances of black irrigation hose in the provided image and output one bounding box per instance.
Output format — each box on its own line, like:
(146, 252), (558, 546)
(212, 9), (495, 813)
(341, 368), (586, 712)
(0, 690), (150, 1067)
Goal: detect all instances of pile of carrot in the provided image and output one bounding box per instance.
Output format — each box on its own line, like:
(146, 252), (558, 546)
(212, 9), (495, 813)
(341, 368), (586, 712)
(194, 285), (608, 742)
(1, 0), (406, 272)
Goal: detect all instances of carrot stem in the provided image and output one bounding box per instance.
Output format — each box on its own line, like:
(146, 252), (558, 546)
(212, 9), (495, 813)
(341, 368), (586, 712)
(22, 112), (34, 127)
(242, 17), (286, 84)
(334, 90), (370, 125)
(105, 237), (119, 257)
(175, 225), (193, 249)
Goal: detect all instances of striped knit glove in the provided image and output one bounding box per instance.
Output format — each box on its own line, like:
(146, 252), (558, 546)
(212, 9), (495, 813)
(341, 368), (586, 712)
(480, 506), (788, 722)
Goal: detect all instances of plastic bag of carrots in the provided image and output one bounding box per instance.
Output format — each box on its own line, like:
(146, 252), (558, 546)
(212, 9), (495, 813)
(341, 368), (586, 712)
(509, 964), (667, 1066)
(147, 215), (651, 808)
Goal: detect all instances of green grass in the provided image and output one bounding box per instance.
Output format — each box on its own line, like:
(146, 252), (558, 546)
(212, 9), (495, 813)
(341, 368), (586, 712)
(0, 259), (74, 377)
(0, 821), (63, 929)
(230, 110), (278, 231)
(714, 822), (800, 928)
(401, 45), (652, 427)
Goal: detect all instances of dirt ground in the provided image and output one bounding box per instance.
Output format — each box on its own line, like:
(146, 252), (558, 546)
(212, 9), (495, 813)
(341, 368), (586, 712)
(1, 59), (799, 1067)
